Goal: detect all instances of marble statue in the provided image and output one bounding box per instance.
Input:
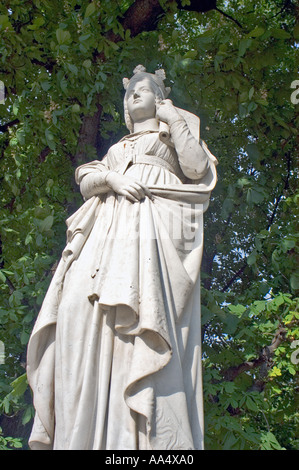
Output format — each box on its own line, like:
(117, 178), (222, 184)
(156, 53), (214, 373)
(27, 65), (217, 450)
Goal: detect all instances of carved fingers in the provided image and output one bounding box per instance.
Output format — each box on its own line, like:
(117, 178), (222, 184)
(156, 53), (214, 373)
(120, 181), (153, 203)
(156, 99), (179, 124)
(106, 172), (153, 203)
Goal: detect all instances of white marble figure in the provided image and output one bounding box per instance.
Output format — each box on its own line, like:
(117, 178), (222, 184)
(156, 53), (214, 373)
(27, 65), (217, 450)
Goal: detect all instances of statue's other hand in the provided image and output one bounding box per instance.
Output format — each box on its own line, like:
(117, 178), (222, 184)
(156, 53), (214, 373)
(106, 172), (153, 203)
(156, 99), (180, 124)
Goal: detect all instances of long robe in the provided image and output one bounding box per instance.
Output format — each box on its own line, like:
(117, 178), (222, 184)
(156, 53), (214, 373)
(27, 127), (217, 450)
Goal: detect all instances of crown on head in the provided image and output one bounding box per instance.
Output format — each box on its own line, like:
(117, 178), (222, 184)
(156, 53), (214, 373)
(123, 65), (171, 98)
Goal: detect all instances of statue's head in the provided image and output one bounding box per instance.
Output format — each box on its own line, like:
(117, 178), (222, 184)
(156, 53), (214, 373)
(123, 65), (171, 132)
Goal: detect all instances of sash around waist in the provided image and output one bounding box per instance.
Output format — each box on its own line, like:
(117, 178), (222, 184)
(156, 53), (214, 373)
(118, 154), (178, 176)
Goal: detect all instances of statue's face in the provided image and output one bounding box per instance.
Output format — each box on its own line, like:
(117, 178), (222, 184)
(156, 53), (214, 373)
(126, 77), (157, 123)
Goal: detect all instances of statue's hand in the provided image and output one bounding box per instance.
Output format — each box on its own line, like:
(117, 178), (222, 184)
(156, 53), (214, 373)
(156, 99), (181, 124)
(106, 172), (153, 203)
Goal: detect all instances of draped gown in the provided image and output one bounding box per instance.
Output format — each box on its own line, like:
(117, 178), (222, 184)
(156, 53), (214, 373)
(27, 119), (217, 450)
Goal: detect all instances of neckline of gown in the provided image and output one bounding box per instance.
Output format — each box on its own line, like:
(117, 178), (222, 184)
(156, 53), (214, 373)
(119, 130), (159, 142)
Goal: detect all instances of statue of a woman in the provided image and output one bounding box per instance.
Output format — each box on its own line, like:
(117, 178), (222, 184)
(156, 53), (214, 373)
(27, 65), (217, 450)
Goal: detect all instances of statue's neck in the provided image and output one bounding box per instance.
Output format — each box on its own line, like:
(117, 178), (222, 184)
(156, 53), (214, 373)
(133, 118), (159, 134)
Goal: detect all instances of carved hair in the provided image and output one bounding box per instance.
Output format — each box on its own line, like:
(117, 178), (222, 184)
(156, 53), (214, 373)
(123, 65), (171, 133)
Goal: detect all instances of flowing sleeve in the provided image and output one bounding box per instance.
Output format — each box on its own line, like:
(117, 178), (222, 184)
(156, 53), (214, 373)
(168, 117), (213, 180)
(75, 155), (111, 200)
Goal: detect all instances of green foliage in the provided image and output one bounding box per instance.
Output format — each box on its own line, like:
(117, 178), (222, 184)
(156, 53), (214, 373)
(203, 293), (298, 450)
(0, 427), (23, 450)
(0, 0), (298, 449)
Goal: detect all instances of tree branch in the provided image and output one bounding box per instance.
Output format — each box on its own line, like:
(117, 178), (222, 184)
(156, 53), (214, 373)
(177, 0), (217, 13)
(121, 0), (164, 36)
(215, 6), (243, 29)
(221, 263), (247, 292)
(121, 0), (217, 36)
(222, 327), (287, 382)
(266, 151), (291, 230)
(0, 119), (20, 133)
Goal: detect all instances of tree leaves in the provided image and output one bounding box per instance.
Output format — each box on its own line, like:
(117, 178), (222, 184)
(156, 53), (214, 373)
(84, 2), (96, 19)
(56, 28), (71, 45)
